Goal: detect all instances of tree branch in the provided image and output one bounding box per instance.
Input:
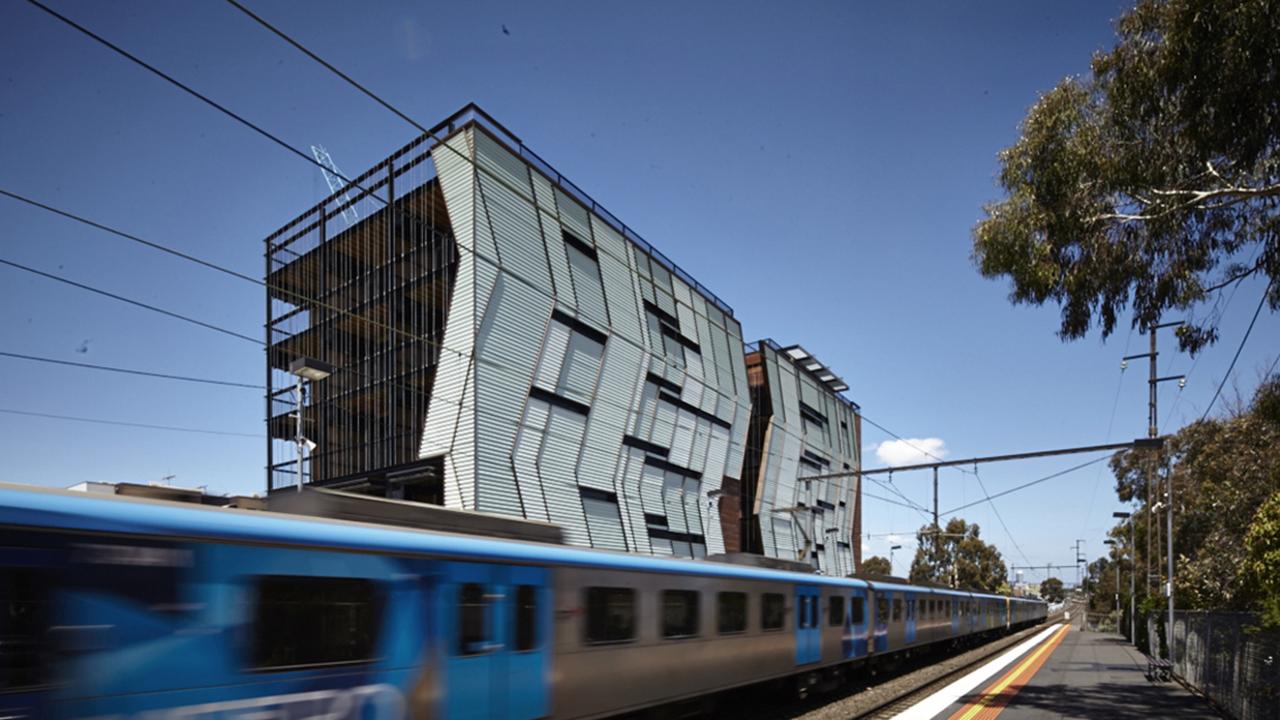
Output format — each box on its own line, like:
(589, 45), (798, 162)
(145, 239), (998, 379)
(1090, 182), (1280, 224)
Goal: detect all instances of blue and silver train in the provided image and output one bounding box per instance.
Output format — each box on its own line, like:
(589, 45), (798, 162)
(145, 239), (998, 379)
(0, 482), (1046, 719)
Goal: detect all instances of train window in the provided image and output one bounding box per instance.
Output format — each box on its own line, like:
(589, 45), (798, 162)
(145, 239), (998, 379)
(762, 593), (786, 630)
(947, 601), (953, 616)
(906, 598), (914, 620)
(459, 583), (489, 655)
(0, 567), (48, 690)
(586, 587), (636, 644)
(876, 598), (888, 624)
(515, 585), (538, 652)
(662, 590), (699, 638)
(892, 598), (902, 622)
(829, 596), (845, 626)
(930, 600), (937, 617)
(718, 592), (747, 634)
(851, 597), (865, 625)
(251, 576), (379, 670)
(806, 596), (820, 628)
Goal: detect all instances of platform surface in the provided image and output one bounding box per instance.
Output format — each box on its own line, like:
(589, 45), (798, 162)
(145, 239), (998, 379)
(896, 618), (1223, 720)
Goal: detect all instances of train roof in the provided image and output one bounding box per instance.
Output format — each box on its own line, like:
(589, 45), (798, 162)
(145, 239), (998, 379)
(0, 483), (863, 588)
(0, 482), (1040, 604)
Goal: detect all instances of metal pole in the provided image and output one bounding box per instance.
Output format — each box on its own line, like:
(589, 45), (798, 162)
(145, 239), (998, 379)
(1115, 555), (1121, 617)
(1130, 518), (1136, 643)
(932, 466), (939, 528)
(1149, 327), (1158, 599)
(1166, 457), (1175, 661)
(295, 375), (304, 493)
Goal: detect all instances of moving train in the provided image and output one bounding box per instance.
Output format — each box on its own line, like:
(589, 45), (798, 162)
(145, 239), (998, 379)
(0, 482), (1046, 719)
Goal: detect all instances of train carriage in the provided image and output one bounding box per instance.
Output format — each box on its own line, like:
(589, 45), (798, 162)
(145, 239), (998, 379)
(0, 483), (1046, 719)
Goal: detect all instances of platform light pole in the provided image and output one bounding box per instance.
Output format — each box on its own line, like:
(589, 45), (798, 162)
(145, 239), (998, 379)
(1114, 511), (1135, 643)
(288, 357), (332, 493)
(890, 544), (902, 576)
(1104, 539), (1120, 619)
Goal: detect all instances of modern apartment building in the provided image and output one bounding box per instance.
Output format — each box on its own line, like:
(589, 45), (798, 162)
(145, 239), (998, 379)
(266, 106), (751, 557)
(739, 341), (862, 575)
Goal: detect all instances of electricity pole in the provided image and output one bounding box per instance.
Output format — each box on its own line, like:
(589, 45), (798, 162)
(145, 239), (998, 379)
(1123, 321), (1184, 658)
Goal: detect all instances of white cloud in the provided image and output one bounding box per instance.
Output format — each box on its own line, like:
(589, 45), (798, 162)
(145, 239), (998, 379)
(875, 437), (948, 467)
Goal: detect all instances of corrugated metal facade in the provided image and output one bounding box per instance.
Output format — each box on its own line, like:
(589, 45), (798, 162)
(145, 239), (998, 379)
(415, 115), (750, 559)
(266, 106), (859, 573)
(741, 340), (862, 575)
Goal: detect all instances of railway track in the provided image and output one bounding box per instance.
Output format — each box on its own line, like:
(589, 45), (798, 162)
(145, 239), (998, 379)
(775, 613), (1068, 720)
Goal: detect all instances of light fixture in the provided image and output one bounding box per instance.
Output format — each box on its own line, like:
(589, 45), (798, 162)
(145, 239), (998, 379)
(289, 357), (333, 382)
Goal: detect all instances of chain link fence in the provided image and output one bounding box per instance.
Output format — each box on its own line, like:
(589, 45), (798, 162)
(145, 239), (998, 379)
(1142, 610), (1280, 720)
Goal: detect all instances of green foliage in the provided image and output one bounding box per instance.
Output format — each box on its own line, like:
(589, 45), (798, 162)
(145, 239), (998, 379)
(909, 517), (1008, 592)
(860, 555), (893, 576)
(1040, 577), (1066, 603)
(973, 0), (1280, 354)
(1243, 491), (1280, 627)
(1107, 376), (1280, 614)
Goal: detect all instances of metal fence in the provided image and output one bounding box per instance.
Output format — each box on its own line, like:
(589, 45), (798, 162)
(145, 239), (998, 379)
(1144, 611), (1280, 720)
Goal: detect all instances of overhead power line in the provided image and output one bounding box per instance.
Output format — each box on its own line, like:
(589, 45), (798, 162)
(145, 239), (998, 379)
(22, 0), (973, 527)
(941, 453), (1117, 515)
(0, 407), (260, 438)
(0, 351), (262, 389)
(1201, 279), (1275, 422)
(0, 258), (261, 345)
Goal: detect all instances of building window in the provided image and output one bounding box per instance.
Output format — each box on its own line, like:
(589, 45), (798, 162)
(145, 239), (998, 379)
(829, 596), (845, 627)
(585, 587), (635, 644)
(563, 232), (607, 319)
(251, 576), (380, 670)
(761, 593), (786, 631)
(514, 585), (538, 652)
(662, 590), (699, 638)
(717, 592), (747, 634)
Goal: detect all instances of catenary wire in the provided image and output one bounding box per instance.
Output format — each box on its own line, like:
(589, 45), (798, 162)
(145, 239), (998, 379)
(972, 464), (1035, 568)
(22, 2), (942, 523)
(0, 258), (261, 345)
(0, 407), (261, 438)
(942, 453), (1117, 515)
(0, 351), (263, 389)
(0, 188), (886, 507)
(15, 4), (871, 488)
(1200, 280), (1275, 422)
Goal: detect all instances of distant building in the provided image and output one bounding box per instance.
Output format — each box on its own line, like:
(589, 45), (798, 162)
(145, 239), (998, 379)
(738, 341), (862, 575)
(265, 105), (750, 557)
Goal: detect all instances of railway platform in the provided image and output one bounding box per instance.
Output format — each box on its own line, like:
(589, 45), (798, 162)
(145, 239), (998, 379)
(894, 617), (1222, 719)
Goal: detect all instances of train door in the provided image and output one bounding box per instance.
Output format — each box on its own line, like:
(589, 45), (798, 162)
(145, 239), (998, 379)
(872, 591), (889, 653)
(844, 590), (869, 658)
(441, 562), (550, 720)
(794, 585), (821, 665)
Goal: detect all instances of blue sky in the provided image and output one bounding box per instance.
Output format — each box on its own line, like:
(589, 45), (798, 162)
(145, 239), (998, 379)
(1, 0), (1274, 583)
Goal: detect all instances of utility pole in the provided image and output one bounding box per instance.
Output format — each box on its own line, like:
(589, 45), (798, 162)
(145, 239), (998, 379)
(1123, 321), (1184, 658)
(1114, 511), (1136, 643)
(932, 466), (939, 529)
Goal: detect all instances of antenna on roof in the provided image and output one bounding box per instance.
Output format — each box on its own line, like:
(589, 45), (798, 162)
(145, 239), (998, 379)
(310, 145), (360, 228)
